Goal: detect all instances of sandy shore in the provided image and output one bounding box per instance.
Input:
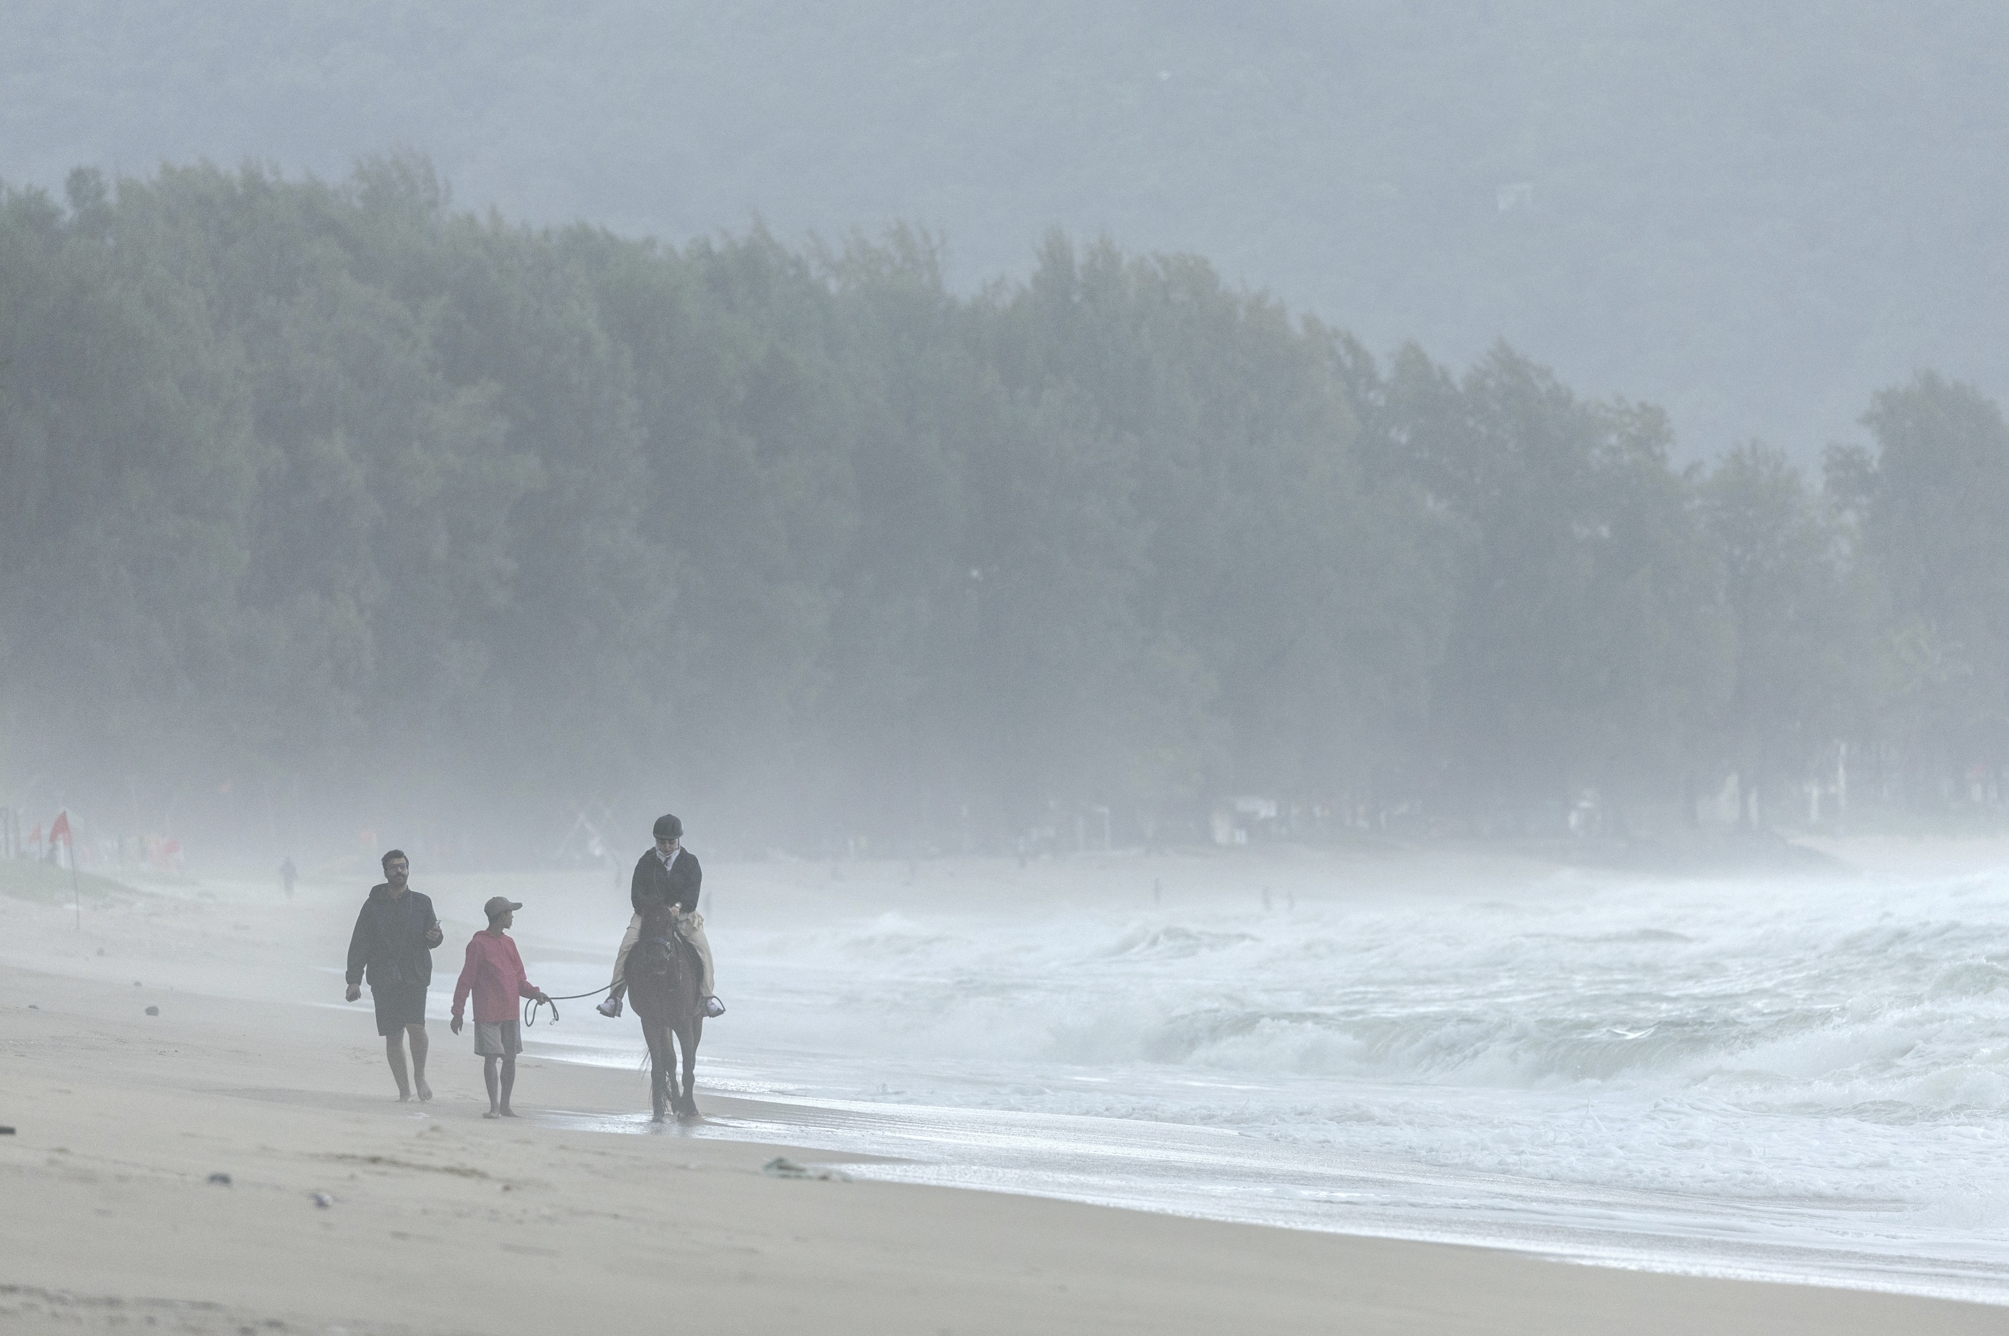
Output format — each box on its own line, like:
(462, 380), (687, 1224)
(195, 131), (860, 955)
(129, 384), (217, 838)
(2, 860), (2004, 1334)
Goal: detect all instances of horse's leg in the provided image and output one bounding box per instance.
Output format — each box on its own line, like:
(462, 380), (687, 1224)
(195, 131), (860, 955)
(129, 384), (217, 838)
(658, 1028), (675, 1122)
(639, 1018), (667, 1122)
(666, 1024), (687, 1118)
(681, 1017), (702, 1116)
(669, 1024), (687, 1117)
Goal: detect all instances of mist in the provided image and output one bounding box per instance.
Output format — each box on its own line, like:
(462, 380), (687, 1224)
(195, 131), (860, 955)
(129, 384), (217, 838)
(4, 148), (2009, 866)
(6, 2), (2009, 462)
(10, 6), (2009, 866)
(13, 9), (2009, 1327)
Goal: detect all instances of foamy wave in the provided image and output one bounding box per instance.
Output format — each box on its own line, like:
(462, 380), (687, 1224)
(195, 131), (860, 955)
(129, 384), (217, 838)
(680, 861), (2009, 1286)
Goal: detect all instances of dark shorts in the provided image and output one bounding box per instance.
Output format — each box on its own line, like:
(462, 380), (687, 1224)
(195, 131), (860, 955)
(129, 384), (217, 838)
(371, 980), (428, 1036)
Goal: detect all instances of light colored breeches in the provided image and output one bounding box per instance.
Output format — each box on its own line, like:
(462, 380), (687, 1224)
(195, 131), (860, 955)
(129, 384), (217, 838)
(610, 909), (715, 996)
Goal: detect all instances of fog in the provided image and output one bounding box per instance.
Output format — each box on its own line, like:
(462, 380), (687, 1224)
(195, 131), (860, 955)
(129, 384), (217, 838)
(6, 2), (2008, 461)
(3, 7), (2009, 866)
(11, 10), (2009, 1319)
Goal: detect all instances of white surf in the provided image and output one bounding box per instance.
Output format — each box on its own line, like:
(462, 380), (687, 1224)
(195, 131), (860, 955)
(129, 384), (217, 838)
(524, 855), (2009, 1302)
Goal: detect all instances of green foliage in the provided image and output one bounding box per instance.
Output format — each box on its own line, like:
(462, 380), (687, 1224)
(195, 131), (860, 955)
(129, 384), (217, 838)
(1697, 443), (1865, 807)
(1, 158), (2003, 848)
(1368, 345), (1730, 809)
(0, 161), (1447, 844)
(1831, 374), (2009, 773)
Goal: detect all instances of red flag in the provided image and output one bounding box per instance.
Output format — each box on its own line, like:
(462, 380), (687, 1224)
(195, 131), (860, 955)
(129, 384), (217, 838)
(49, 811), (71, 845)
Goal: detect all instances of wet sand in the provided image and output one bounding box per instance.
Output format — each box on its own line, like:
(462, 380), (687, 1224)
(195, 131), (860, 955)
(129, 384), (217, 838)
(2, 863), (2004, 1334)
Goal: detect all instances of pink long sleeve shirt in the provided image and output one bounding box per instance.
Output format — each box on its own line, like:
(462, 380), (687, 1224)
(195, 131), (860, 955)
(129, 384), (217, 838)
(451, 930), (540, 1024)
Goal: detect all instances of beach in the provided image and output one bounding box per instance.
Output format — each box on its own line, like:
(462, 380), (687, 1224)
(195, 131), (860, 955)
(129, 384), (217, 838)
(3, 848), (2006, 1334)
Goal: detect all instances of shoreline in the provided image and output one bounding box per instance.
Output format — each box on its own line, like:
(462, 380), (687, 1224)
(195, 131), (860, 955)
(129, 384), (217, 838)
(0, 950), (1999, 1334)
(533, 1057), (2009, 1309)
(6, 850), (2009, 1332)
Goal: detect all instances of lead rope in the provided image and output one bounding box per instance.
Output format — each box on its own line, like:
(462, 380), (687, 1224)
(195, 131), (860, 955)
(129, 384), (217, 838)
(524, 922), (690, 1026)
(523, 983), (613, 1028)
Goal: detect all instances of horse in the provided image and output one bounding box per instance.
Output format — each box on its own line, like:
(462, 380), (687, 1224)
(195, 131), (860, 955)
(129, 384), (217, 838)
(627, 897), (705, 1122)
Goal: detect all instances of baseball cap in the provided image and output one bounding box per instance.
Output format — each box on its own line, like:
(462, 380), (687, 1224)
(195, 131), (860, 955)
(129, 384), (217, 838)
(483, 896), (523, 920)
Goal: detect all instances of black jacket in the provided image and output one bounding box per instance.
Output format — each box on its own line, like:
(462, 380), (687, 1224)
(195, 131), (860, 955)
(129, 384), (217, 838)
(631, 846), (702, 916)
(345, 885), (439, 988)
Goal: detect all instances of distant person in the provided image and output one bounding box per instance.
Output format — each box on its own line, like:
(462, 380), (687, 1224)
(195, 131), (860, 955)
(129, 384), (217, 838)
(280, 855), (297, 901)
(343, 849), (443, 1102)
(451, 896), (550, 1118)
(596, 813), (724, 1019)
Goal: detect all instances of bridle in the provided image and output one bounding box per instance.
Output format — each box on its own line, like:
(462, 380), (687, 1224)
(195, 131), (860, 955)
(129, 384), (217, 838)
(520, 918), (691, 1029)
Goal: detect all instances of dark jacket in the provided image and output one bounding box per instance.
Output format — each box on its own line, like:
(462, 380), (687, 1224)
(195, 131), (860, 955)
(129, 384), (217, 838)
(631, 846), (702, 916)
(345, 884), (439, 988)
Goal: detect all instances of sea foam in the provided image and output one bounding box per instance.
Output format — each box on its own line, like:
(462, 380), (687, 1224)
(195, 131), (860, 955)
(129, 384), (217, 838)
(529, 859), (2009, 1299)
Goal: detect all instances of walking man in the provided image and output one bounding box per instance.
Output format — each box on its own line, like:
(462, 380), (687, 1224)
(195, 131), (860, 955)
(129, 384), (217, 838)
(597, 813), (723, 1019)
(343, 849), (443, 1102)
(451, 896), (550, 1118)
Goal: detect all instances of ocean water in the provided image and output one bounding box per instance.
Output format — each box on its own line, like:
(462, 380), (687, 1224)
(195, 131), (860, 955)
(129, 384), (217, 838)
(523, 859), (2009, 1301)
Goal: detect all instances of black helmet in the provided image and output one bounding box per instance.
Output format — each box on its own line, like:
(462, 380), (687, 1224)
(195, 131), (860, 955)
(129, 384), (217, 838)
(653, 813), (683, 840)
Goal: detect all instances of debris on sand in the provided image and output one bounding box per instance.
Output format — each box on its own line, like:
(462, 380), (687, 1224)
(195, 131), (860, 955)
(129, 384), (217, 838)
(310, 1191), (335, 1208)
(0, 1126), (15, 1135)
(144, 1006), (159, 1016)
(207, 1172), (231, 1185)
(761, 1156), (850, 1182)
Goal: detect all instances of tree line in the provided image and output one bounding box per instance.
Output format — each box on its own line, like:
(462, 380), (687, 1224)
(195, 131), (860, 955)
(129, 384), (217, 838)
(3, 157), (2005, 855)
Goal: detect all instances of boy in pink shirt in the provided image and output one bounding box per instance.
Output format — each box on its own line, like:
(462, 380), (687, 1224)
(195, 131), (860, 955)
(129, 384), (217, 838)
(451, 896), (550, 1118)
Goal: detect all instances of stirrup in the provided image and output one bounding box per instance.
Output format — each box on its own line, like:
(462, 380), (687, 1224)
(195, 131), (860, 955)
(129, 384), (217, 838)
(596, 995), (623, 1018)
(704, 996), (726, 1018)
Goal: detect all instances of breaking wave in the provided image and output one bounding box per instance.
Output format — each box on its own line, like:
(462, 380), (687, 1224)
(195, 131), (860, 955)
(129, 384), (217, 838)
(539, 857), (2009, 1293)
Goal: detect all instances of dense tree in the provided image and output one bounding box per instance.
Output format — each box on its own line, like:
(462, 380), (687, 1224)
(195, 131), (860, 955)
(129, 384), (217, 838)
(1828, 374), (2009, 793)
(0, 159), (2000, 855)
(1696, 444), (1863, 823)
(1365, 344), (1729, 825)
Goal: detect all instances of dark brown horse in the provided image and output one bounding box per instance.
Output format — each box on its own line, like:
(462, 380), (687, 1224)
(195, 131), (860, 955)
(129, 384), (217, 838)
(628, 897), (704, 1121)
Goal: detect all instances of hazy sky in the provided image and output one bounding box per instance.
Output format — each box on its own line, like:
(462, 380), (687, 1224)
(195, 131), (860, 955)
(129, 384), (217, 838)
(5, 0), (2005, 460)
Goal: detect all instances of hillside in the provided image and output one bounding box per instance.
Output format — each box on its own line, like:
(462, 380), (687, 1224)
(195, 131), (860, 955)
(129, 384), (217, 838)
(3, 1), (2005, 459)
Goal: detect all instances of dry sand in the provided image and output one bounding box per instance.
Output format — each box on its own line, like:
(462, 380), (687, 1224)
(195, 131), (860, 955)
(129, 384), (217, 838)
(2, 858), (2004, 1335)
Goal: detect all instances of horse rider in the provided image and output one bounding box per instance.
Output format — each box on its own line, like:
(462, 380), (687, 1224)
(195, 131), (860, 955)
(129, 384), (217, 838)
(597, 813), (724, 1019)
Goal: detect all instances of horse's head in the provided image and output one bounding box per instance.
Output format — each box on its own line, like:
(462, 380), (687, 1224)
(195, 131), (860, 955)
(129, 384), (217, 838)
(637, 896), (679, 941)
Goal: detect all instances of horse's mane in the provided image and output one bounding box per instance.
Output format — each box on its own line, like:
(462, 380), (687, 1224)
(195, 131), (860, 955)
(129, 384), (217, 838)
(637, 897), (682, 940)
(633, 899), (698, 994)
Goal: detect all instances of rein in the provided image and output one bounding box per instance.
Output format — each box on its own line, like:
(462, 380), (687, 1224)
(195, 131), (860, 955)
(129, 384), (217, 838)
(521, 926), (690, 1027)
(522, 983), (608, 1028)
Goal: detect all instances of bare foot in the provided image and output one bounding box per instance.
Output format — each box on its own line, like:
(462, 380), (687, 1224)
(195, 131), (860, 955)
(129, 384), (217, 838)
(498, 1108), (518, 1118)
(416, 1080), (433, 1102)
(483, 1110), (501, 1120)
(396, 1092), (412, 1103)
